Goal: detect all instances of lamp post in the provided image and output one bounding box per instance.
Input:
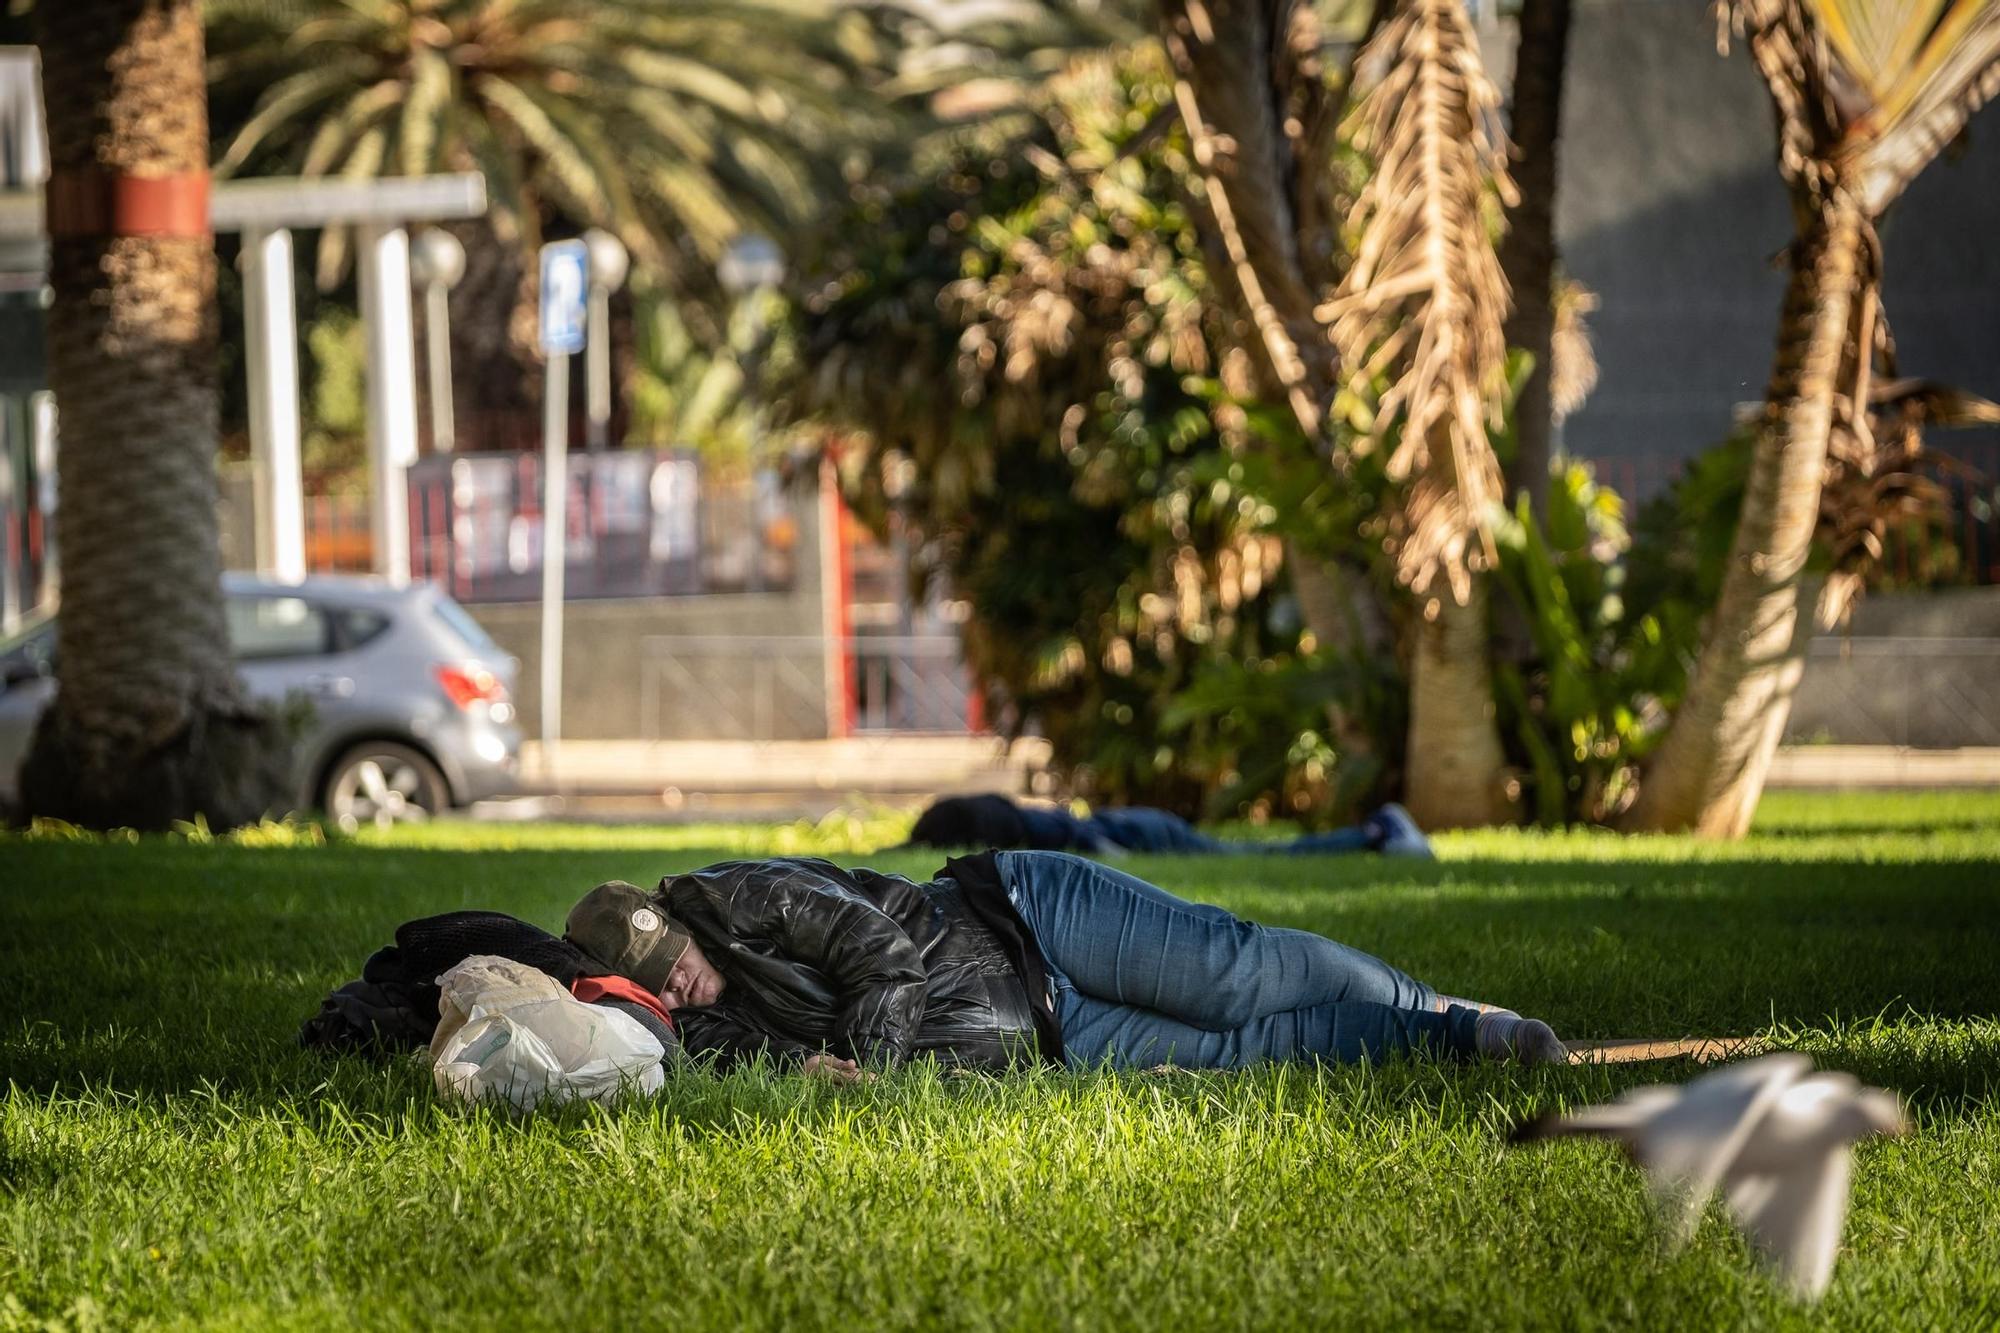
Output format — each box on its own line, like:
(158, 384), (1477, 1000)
(581, 228), (629, 451)
(409, 227), (466, 453)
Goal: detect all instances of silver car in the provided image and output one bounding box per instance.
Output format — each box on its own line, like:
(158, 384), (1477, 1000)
(0, 573), (521, 829)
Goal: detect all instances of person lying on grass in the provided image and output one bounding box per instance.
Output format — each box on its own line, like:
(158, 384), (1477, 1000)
(903, 794), (1435, 859)
(564, 850), (1565, 1083)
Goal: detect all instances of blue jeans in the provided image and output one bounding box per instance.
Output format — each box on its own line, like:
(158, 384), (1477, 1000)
(1082, 807), (1375, 855)
(995, 851), (1478, 1069)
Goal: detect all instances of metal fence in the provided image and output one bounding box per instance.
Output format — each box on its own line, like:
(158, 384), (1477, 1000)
(221, 452), (804, 602)
(638, 634), (973, 740)
(406, 451), (801, 603)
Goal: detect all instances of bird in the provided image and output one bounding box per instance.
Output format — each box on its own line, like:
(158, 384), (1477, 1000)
(1512, 1053), (1907, 1300)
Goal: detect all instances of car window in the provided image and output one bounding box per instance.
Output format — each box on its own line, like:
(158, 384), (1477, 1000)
(330, 607), (392, 653)
(429, 595), (500, 655)
(0, 614), (56, 680)
(226, 596), (332, 660)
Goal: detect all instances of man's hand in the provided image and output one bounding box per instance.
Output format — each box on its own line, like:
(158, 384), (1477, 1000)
(802, 1053), (872, 1084)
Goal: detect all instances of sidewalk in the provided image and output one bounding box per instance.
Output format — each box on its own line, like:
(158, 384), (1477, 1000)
(508, 735), (1051, 818)
(1765, 745), (2000, 787)
(484, 739), (2000, 823)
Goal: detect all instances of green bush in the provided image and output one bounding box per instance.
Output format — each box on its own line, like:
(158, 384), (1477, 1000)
(785, 47), (1334, 817)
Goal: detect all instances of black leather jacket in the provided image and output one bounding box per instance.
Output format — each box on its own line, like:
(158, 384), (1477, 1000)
(659, 856), (1044, 1071)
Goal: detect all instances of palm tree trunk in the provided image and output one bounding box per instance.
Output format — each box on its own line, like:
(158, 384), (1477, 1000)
(1287, 543), (1395, 793)
(1625, 188), (1866, 836)
(1496, 0), (1571, 516)
(21, 0), (288, 829)
(1403, 437), (1513, 828)
(444, 215), (539, 438)
(1161, 0), (1399, 797)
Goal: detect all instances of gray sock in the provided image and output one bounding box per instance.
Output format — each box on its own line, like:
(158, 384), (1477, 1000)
(1474, 1011), (1568, 1064)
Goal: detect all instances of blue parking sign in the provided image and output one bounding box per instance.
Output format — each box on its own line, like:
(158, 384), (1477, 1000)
(538, 240), (589, 355)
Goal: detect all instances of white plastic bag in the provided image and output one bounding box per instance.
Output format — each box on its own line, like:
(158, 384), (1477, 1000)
(431, 955), (665, 1111)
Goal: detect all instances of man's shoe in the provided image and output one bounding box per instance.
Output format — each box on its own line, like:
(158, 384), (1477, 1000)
(1370, 803), (1434, 858)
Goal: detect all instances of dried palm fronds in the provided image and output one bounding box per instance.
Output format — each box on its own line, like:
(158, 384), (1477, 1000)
(1550, 276), (1599, 424)
(1317, 0), (1516, 603)
(1817, 378), (2000, 626)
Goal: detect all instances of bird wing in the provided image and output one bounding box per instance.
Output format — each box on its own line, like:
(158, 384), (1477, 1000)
(1724, 1148), (1853, 1301)
(1511, 1085), (1681, 1143)
(1634, 1054), (1814, 1242)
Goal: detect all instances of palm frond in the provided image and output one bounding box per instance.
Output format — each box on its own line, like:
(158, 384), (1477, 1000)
(1723, 0), (2000, 211)
(473, 75), (619, 229)
(298, 79), (403, 177)
(1549, 276), (1599, 424)
(1816, 378), (2000, 625)
(1842, 1), (2000, 211)
(397, 48), (455, 178)
(1317, 0), (1515, 601)
(215, 64), (369, 176)
(315, 123), (389, 289)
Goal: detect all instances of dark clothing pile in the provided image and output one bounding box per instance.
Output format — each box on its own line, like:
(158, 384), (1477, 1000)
(654, 852), (1060, 1070)
(906, 794), (1192, 854)
(906, 794), (1391, 856)
(299, 910), (677, 1056)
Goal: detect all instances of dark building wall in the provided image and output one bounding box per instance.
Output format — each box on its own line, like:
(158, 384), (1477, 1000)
(1553, 0), (2000, 492)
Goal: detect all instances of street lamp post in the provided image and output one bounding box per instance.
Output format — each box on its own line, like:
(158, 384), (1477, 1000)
(581, 228), (629, 451)
(409, 227), (466, 453)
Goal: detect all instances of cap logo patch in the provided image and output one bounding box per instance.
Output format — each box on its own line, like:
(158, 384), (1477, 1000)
(630, 908), (661, 933)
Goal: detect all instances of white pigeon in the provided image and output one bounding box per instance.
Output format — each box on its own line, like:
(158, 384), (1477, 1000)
(1514, 1053), (1906, 1300)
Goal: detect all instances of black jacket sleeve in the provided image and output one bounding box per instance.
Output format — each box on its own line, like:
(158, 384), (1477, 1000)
(666, 859), (930, 1065)
(674, 1005), (813, 1070)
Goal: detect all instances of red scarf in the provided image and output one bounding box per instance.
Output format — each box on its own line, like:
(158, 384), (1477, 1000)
(571, 975), (675, 1031)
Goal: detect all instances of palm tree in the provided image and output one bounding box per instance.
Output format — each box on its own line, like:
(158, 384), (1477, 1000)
(1161, 0), (1519, 827)
(1322, 0), (1519, 828)
(1154, 0), (1394, 785)
(1627, 0), (2000, 836)
(21, 0), (289, 829)
(205, 0), (912, 419)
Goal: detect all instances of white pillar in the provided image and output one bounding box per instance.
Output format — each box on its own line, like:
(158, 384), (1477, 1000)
(423, 280), (456, 453)
(585, 285), (611, 450)
(358, 222), (419, 584)
(241, 227), (306, 583)
(539, 352), (570, 776)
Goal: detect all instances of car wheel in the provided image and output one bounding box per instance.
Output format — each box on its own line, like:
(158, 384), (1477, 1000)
(323, 741), (449, 833)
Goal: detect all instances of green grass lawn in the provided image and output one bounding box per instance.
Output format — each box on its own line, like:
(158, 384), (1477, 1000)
(3, 789), (1997, 1330)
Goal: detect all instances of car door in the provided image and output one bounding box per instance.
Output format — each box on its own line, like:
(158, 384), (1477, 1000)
(223, 593), (362, 794)
(0, 620), (57, 806)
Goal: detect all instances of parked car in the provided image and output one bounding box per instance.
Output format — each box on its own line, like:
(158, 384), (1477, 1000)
(0, 574), (521, 830)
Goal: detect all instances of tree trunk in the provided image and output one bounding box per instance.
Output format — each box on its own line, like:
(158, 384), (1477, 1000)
(1496, 0), (1571, 516)
(21, 0), (289, 829)
(1286, 540), (1396, 803)
(1624, 190), (1866, 837)
(1404, 576), (1511, 828)
(444, 215), (539, 446)
(1161, 0), (1399, 792)
(1401, 424), (1514, 829)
